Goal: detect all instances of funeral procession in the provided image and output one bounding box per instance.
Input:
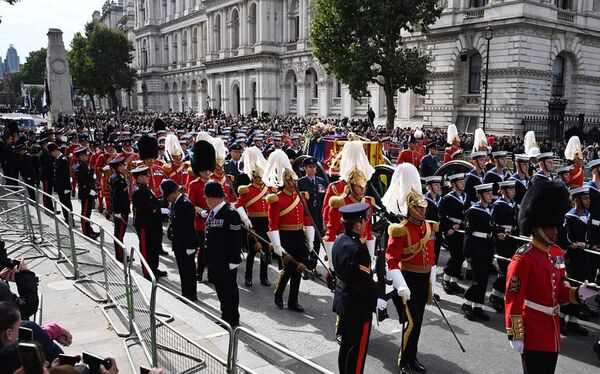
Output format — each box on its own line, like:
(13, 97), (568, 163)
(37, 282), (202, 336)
(1, 1), (600, 373)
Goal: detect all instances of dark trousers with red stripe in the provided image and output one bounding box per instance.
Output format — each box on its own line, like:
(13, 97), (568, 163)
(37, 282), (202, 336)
(338, 310), (372, 374)
(196, 230), (206, 280)
(113, 213), (128, 262)
(80, 197), (94, 236)
(137, 225), (161, 278)
(41, 180), (54, 211)
(245, 217), (270, 282)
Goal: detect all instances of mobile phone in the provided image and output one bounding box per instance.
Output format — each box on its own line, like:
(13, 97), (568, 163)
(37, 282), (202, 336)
(18, 326), (33, 342)
(17, 343), (43, 374)
(10, 259), (21, 268)
(140, 366), (151, 374)
(58, 353), (80, 366)
(82, 352), (111, 374)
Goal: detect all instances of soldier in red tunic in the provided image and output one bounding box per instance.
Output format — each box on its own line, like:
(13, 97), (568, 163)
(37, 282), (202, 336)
(235, 146), (275, 287)
(209, 136), (236, 202)
(505, 180), (600, 373)
(444, 124), (462, 164)
(383, 163), (438, 374)
(187, 140), (216, 282)
(565, 135), (584, 189)
(163, 134), (191, 188)
(95, 140), (118, 216)
(263, 150), (314, 312)
(396, 134), (424, 168)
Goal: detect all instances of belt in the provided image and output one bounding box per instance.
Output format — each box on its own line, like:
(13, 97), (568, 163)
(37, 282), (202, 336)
(471, 231), (492, 239)
(248, 212), (268, 218)
(280, 224), (303, 231)
(447, 217), (462, 224)
(524, 300), (559, 316)
(592, 219), (600, 227)
(336, 278), (359, 292)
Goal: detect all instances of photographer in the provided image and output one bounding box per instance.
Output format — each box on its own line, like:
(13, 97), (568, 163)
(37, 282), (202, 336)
(0, 252), (39, 320)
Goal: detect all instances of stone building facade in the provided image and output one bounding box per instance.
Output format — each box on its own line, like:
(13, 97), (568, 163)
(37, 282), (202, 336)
(93, 0), (600, 134)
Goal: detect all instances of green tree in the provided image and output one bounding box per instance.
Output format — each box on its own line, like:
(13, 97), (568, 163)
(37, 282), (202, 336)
(10, 48), (47, 107)
(311, 0), (442, 130)
(68, 21), (136, 110)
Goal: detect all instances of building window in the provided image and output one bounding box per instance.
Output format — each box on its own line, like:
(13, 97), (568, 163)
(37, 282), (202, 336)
(336, 81), (341, 98)
(555, 0), (572, 10)
(249, 3), (258, 45)
(182, 31), (188, 62)
(231, 9), (240, 49)
(214, 14), (222, 51)
(289, 0), (299, 42)
(172, 34), (178, 63)
(470, 0), (486, 8)
(139, 1), (146, 25)
(468, 54), (482, 94)
(141, 40), (148, 67)
(162, 0), (167, 19)
(171, 0), (176, 16)
(192, 28), (198, 60)
(163, 36), (169, 65)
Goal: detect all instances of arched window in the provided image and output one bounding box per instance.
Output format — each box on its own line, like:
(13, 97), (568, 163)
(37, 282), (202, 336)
(336, 81), (342, 98)
(182, 30), (188, 62)
(192, 28), (198, 60)
(555, 0), (572, 10)
(172, 33), (178, 63)
(171, 0), (176, 16)
(249, 3), (258, 45)
(470, 0), (486, 8)
(162, 0), (167, 20)
(289, 0), (300, 43)
(163, 35), (169, 65)
(468, 54), (481, 94)
(231, 9), (240, 49)
(306, 68), (318, 98)
(552, 56), (565, 86)
(141, 39), (148, 67)
(201, 23), (207, 58)
(214, 14), (222, 51)
(139, 1), (146, 25)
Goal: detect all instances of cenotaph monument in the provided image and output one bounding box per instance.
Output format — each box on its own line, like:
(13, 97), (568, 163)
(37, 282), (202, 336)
(46, 28), (74, 118)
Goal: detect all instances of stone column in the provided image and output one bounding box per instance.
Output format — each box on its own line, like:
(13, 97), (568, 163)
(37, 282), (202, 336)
(258, 0), (267, 44)
(341, 86), (355, 118)
(318, 80), (330, 117)
(241, 2), (248, 48)
(297, 77), (307, 116)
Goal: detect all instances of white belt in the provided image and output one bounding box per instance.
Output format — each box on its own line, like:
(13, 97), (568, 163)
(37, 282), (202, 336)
(524, 300), (559, 316)
(471, 231), (492, 239)
(592, 219), (600, 227)
(500, 225), (512, 231)
(447, 217), (462, 224)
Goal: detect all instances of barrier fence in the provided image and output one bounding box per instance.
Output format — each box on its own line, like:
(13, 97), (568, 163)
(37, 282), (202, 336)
(0, 173), (333, 374)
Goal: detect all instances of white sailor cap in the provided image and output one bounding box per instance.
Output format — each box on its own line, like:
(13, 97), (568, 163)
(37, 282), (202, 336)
(492, 151), (508, 159)
(423, 176), (443, 184)
(587, 159), (600, 170)
(498, 180), (516, 189)
(555, 165), (571, 175)
(475, 183), (495, 193)
(570, 186), (590, 197)
(537, 152), (554, 160)
(470, 151), (487, 159)
(515, 154), (531, 162)
(447, 173), (465, 182)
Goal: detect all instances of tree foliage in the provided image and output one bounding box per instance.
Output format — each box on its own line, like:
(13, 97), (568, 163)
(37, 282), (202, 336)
(310, 0), (442, 130)
(10, 48), (47, 108)
(68, 21), (136, 109)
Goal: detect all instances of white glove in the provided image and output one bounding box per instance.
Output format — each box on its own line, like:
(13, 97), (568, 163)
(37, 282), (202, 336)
(267, 230), (284, 256)
(323, 241), (335, 271)
(388, 268), (411, 302)
(89, 190), (97, 197)
(64, 190), (71, 194)
(236, 206), (252, 228)
(304, 225), (315, 251)
(430, 265), (437, 286)
(509, 340), (524, 354)
(186, 249), (195, 255)
(366, 239), (376, 265)
(578, 280), (600, 301)
(160, 208), (170, 215)
(376, 298), (387, 311)
(200, 210), (209, 218)
(229, 263), (239, 270)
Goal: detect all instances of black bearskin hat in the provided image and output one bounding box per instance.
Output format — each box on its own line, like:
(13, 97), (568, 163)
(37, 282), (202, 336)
(191, 140), (216, 175)
(153, 117), (166, 133)
(518, 180), (570, 236)
(137, 135), (159, 160)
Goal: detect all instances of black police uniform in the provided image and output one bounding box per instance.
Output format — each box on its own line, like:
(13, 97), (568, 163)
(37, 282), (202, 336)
(332, 224), (377, 373)
(465, 169), (483, 203)
(0, 139), (19, 184)
(224, 159), (243, 186)
(509, 173), (529, 206)
(53, 153), (73, 220)
(205, 201), (243, 326)
(440, 191), (468, 283)
(463, 202), (496, 320)
(483, 167), (510, 198)
(74, 157), (97, 237)
(490, 197), (519, 307)
(587, 180), (600, 284)
(298, 173), (327, 270)
(419, 153), (439, 177)
(109, 169), (130, 261)
(424, 191), (442, 264)
(39, 147), (55, 210)
(168, 193), (199, 300)
(18, 148), (40, 201)
(132, 183), (162, 278)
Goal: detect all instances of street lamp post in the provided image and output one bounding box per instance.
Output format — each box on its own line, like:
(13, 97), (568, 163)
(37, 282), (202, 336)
(482, 25), (493, 132)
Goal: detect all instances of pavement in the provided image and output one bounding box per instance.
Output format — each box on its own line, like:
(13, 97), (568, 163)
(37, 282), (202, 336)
(12, 196), (600, 373)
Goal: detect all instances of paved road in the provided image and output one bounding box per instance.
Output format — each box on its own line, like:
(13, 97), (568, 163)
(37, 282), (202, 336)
(78, 201), (600, 374)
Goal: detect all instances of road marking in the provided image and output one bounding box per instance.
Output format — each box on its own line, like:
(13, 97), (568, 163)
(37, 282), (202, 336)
(205, 331), (229, 339)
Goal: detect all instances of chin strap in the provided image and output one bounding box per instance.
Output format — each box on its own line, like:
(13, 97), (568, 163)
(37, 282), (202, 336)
(535, 228), (555, 246)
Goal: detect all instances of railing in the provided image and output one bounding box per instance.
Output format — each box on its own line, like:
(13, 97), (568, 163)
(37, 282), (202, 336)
(551, 84), (565, 98)
(521, 114), (600, 142)
(310, 98), (319, 106)
(557, 9), (575, 22)
(464, 9), (484, 21)
(286, 43), (297, 51)
(332, 98), (341, 106)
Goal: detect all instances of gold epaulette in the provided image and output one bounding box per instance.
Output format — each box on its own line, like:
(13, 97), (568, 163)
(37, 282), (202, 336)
(329, 195), (345, 209)
(271, 187), (279, 193)
(266, 193), (279, 204)
(388, 221), (408, 237)
(365, 196), (376, 206)
(238, 185), (250, 195)
(427, 220), (439, 232)
(163, 163), (172, 172)
(187, 167), (194, 176)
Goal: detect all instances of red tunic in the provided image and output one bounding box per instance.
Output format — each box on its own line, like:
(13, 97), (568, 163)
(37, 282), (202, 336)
(163, 161), (191, 188)
(148, 163), (166, 198)
(504, 241), (579, 352)
(322, 180), (347, 227)
(186, 176), (209, 232)
(235, 182), (274, 218)
(210, 173), (235, 202)
(267, 189), (312, 232)
(568, 165), (584, 189)
(325, 195), (375, 243)
(95, 152), (118, 197)
(385, 219), (437, 273)
(444, 146), (460, 164)
(396, 148), (423, 168)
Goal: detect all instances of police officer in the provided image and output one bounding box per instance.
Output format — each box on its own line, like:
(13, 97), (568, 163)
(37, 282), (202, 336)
(204, 180), (243, 326)
(489, 180), (519, 312)
(440, 173), (468, 295)
(74, 148), (98, 239)
(332, 203), (380, 374)
(108, 157), (130, 262)
(131, 166), (168, 280)
(462, 183), (496, 322)
(162, 179), (198, 301)
(224, 143), (244, 187)
(419, 141), (439, 177)
(48, 142), (73, 221)
(298, 157), (327, 272)
(16, 144), (39, 201)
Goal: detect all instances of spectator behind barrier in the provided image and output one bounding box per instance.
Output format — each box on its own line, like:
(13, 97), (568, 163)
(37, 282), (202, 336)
(0, 241), (39, 320)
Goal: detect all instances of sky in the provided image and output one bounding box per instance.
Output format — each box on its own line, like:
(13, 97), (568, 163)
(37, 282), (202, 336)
(0, 0), (101, 63)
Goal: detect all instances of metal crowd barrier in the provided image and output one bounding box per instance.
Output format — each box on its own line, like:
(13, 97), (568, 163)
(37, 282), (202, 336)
(0, 173), (333, 374)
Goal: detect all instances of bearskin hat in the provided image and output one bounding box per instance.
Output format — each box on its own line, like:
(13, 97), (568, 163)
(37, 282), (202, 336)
(191, 140), (216, 175)
(518, 180), (570, 236)
(137, 135), (159, 160)
(153, 117), (166, 133)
